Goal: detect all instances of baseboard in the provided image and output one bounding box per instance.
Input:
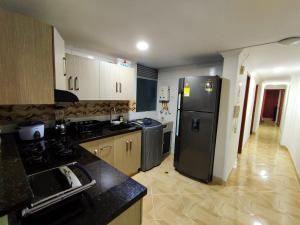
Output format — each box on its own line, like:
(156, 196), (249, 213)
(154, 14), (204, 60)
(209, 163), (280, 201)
(211, 176), (226, 185)
(281, 145), (300, 185)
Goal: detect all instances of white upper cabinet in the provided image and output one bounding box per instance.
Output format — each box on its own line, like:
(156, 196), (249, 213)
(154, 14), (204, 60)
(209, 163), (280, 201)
(65, 53), (100, 100)
(65, 53), (136, 101)
(99, 62), (136, 101)
(53, 28), (66, 90)
(99, 61), (118, 100)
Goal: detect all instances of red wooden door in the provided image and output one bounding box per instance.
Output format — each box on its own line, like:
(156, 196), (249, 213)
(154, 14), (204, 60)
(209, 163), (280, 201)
(262, 90), (280, 119)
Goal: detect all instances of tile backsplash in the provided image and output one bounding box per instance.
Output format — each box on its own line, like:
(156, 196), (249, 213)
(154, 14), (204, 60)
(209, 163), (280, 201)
(0, 101), (136, 125)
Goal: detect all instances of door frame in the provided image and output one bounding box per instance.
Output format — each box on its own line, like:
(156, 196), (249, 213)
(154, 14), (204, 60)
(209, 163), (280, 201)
(238, 75), (251, 154)
(250, 85), (259, 134)
(277, 89), (285, 126)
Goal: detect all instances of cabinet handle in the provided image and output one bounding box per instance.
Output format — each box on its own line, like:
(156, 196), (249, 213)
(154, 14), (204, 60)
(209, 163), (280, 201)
(129, 140), (132, 151)
(100, 146), (112, 151)
(126, 141), (129, 151)
(119, 82), (122, 93)
(94, 149), (98, 155)
(116, 82), (118, 93)
(63, 57), (66, 76)
(74, 76), (79, 90)
(68, 76), (73, 90)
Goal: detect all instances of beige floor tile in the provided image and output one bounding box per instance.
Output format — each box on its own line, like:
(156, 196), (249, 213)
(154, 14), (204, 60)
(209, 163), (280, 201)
(132, 122), (300, 225)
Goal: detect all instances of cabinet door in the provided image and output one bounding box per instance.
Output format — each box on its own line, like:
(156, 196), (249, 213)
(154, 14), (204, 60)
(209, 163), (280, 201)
(127, 131), (141, 174)
(80, 137), (114, 166)
(114, 134), (131, 175)
(99, 61), (119, 100)
(65, 54), (77, 94)
(117, 65), (128, 100)
(116, 65), (136, 101)
(0, 9), (54, 104)
(108, 200), (142, 225)
(114, 131), (141, 176)
(75, 55), (100, 100)
(53, 28), (66, 90)
(126, 66), (137, 101)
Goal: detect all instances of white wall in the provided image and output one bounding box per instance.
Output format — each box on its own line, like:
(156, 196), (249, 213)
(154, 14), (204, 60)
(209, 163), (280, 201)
(157, 62), (223, 152)
(281, 75), (300, 176)
(215, 50), (248, 181)
(242, 77), (257, 146)
(128, 111), (158, 120)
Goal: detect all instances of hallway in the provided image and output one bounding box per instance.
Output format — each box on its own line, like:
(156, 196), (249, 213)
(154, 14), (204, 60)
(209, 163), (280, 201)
(133, 123), (300, 225)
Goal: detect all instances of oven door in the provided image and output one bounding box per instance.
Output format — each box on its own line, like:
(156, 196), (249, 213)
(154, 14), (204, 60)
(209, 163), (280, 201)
(22, 162), (96, 217)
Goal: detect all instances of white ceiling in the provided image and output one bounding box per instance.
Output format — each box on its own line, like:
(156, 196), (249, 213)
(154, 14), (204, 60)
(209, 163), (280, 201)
(244, 43), (300, 81)
(1, 0), (300, 68)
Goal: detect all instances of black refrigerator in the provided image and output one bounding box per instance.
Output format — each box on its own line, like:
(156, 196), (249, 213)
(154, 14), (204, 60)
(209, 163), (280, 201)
(174, 76), (222, 183)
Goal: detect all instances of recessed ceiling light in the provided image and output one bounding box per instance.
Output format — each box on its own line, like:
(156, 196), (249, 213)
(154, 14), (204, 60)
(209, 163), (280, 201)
(272, 67), (285, 73)
(87, 55), (95, 59)
(136, 41), (149, 51)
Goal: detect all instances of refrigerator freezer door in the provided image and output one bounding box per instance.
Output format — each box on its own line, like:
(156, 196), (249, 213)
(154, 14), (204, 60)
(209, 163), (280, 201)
(175, 110), (215, 182)
(181, 76), (220, 113)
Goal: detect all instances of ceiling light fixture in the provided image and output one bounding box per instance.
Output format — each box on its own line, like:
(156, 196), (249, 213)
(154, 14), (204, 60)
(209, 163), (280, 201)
(87, 55), (95, 59)
(272, 67), (285, 73)
(136, 41), (149, 51)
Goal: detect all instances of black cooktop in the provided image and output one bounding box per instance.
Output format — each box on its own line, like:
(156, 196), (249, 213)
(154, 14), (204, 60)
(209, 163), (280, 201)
(17, 135), (82, 175)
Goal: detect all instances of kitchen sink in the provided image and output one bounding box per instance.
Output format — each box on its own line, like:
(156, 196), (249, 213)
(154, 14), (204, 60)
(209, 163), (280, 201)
(108, 123), (134, 131)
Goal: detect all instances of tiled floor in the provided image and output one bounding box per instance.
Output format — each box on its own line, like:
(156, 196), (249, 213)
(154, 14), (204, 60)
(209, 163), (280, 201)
(132, 122), (300, 225)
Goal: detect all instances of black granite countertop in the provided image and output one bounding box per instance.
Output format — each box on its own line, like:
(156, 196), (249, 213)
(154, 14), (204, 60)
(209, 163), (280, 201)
(0, 135), (33, 217)
(0, 125), (147, 225)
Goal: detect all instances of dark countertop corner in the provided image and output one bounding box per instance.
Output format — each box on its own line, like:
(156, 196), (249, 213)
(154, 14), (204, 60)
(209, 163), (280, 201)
(0, 135), (33, 217)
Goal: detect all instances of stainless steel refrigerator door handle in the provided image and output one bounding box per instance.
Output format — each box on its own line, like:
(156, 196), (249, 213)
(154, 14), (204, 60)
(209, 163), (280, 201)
(176, 110), (180, 136)
(177, 93), (182, 110)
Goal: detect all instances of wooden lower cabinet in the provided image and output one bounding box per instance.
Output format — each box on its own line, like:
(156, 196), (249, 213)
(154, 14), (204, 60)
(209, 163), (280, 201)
(80, 131), (141, 176)
(114, 131), (141, 176)
(80, 137), (115, 166)
(108, 200), (142, 225)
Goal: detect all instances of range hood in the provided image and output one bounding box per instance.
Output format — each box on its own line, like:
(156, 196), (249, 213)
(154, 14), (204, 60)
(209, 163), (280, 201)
(54, 89), (79, 102)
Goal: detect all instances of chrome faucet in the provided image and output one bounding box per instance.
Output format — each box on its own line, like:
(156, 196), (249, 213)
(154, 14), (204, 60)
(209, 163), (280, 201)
(110, 107), (116, 124)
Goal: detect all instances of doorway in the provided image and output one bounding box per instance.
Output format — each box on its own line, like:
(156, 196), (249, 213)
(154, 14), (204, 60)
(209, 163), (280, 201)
(260, 89), (285, 125)
(238, 75), (251, 154)
(262, 90), (280, 122)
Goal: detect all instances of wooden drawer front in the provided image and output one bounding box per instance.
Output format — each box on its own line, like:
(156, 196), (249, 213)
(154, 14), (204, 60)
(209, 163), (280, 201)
(98, 138), (114, 166)
(80, 137), (114, 166)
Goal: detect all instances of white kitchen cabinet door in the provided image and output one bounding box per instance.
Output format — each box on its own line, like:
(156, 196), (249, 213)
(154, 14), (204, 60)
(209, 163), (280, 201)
(126, 66), (137, 101)
(65, 53), (77, 94)
(75, 55), (100, 100)
(117, 65), (136, 101)
(54, 28), (66, 90)
(99, 61), (119, 100)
